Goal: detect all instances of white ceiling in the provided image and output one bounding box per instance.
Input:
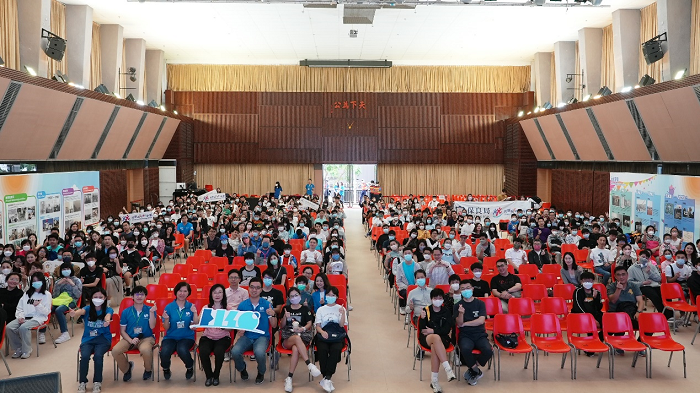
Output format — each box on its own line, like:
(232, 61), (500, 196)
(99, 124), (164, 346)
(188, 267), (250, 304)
(61, 0), (655, 66)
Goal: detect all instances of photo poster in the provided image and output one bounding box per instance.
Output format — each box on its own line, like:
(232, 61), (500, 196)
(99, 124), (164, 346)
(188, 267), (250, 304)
(0, 171), (99, 245)
(82, 186), (100, 227)
(610, 173), (698, 241)
(63, 188), (83, 233)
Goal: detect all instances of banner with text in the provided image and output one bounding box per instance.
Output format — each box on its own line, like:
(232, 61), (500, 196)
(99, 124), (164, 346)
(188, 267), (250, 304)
(119, 211), (155, 224)
(193, 308), (264, 334)
(453, 201), (532, 222)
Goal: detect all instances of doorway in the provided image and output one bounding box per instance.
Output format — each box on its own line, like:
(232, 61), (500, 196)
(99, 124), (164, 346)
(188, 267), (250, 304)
(322, 164), (376, 207)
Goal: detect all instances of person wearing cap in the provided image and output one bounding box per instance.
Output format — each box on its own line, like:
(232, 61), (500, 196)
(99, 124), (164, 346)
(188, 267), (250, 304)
(215, 235), (235, 264)
(453, 234), (473, 260)
(237, 232), (257, 256)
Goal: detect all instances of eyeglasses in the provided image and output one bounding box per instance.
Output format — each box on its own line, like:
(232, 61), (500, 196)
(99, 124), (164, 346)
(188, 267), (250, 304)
(249, 286), (262, 290)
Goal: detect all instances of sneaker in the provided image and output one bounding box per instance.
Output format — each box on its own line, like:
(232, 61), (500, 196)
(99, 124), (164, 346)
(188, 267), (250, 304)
(465, 369), (477, 386)
(430, 381), (443, 393)
(454, 356), (461, 366)
(328, 379), (335, 391)
(11, 350), (21, 359)
(347, 305), (353, 311)
(255, 373), (264, 384)
(319, 378), (333, 393)
(637, 351), (646, 357)
(77, 382), (87, 393)
(284, 376), (293, 392)
(92, 382), (102, 393)
(185, 367), (194, 380)
(224, 353), (230, 362)
(446, 369), (456, 382)
(143, 370), (152, 380)
(240, 369), (249, 381)
(250, 355), (256, 361)
(205, 378), (213, 387)
(400, 308), (406, 315)
(308, 363), (322, 377)
(473, 367), (483, 381)
(212, 378), (219, 386)
(20, 352), (31, 359)
(55, 332), (71, 344)
(123, 361), (134, 381)
(38, 333), (46, 344)
(163, 368), (172, 380)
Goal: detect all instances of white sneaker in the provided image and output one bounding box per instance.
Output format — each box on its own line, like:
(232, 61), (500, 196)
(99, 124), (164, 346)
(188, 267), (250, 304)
(347, 305), (353, 311)
(400, 308), (406, 315)
(92, 382), (102, 393)
(38, 333), (46, 344)
(11, 349), (21, 359)
(284, 376), (293, 392)
(327, 379), (335, 392)
(319, 378), (332, 393)
(55, 332), (71, 344)
(446, 369), (456, 382)
(224, 353), (230, 362)
(308, 363), (322, 377)
(20, 352), (31, 359)
(430, 381), (442, 393)
(77, 382), (86, 393)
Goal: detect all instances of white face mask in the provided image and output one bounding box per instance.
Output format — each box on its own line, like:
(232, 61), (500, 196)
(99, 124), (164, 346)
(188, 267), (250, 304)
(141, 240), (148, 246)
(92, 298), (105, 307)
(450, 283), (460, 291)
(443, 243), (452, 250)
(473, 271), (482, 278)
(86, 261), (96, 267)
(432, 299), (444, 307)
(582, 282), (594, 290)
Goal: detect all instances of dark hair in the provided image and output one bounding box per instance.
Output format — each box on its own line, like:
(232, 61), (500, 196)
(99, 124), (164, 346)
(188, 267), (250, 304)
(243, 252), (255, 260)
(613, 266), (627, 275)
(60, 262), (75, 277)
(132, 285), (148, 296)
(173, 281), (191, 296)
(580, 271), (595, 281)
(459, 279), (472, 286)
(302, 266), (314, 274)
(448, 274), (461, 283)
(326, 285), (339, 297)
(414, 269), (426, 278)
(5, 272), (21, 283)
(496, 258), (508, 267)
(430, 287), (445, 299)
(639, 249), (651, 258)
(208, 284), (228, 308)
(227, 268), (240, 279)
(295, 275), (309, 284)
(27, 272), (47, 296)
(562, 252), (578, 270)
(471, 262), (483, 271)
(287, 286), (301, 298)
(675, 250), (687, 258)
(88, 287), (109, 322)
(248, 276), (263, 287)
(262, 269), (276, 279)
(313, 272), (330, 291)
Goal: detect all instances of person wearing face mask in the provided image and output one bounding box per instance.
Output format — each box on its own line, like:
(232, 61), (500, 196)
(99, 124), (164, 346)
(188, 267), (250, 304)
(453, 234), (473, 260)
(0, 272), (23, 338)
(627, 249), (670, 319)
(46, 262), (83, 344)
(7, 272), (52, 359)
(215, 235), (235, 264)
(79, 252), (102, 314)
(459, 215), (475, 237)
(504, 238), (528, 272)
(280, 286), (322, 392)
(454, 280), (492, 385)
(119, 237), (141, 296)
(313, 285), (347, 393)
(395, 249), (420, 315)
(577, 228), (595, 250)
(474, 233), (495, 263)
(440, 236), (456, 265)
(528, 239), (551, 270)
(265, 254), (288, 287)
(417, 288), (456, 393)
(666, 250), (693, 293)
(260, 270), (285, 316)
(325, 248), (347, 278)
(468, 263), (490, 297)
(240, 252), (262, 286)
(571, 271), (604, 352)
(686, 257), (700, 305)
(99, 246), (124, 308)
(406, 270), (432, 323)
(256, 236), (278, 266)
(0, 261), (12, 289)
(641, 225), (660, 258)
(615, 243), (637, 270)
(565, 226), (582, 247)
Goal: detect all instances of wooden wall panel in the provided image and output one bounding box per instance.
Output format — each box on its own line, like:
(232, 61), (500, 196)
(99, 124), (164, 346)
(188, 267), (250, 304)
(99, 169), (128, 218)
(143, 166), (160, 206)
(550, 169), (609, 215)
(504, 118), (537, 198)
(165, 91), (530, 165)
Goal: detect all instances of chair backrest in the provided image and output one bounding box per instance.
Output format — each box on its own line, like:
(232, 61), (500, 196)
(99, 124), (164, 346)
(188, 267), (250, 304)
(119, 297), (134, 312)
(574, 249), (589, 263)
(188, 272), (210, 288)
(535, 273), (557, 289)
(561, 244), (578, 255)
(159, 273), (183, 290)
(272, 284), (287, 303)
(592, 283), (608, 301)
(146, 284), (169, 303)
(174, 233), (184, 245)
(515, 273), (529, 284)
(541, 297), (568, 317)
(553, 283), (575, 301)
(460, 256), (478, 270)
(531, 313), (563, 337)
(483, 257), (498, 273)
(522, 284), (548, 302)
(327, 274), (346, 288)
(172, 264), (193, 277)
(482, 296), (504, 318)
(193, 297), (209, 313)
(566, 313), (599, 341)
(201, 285), (213, 299)
(186, 256), (205, 267)
(215, 272), (230, 286)
(660, 283), (686, 302)
(493, 314), (526, 338)
(508, 297), (536, 318)
(195, 249), (212, 261)
(210, 257), (229, 271)
(602, 312), (635, 340)
(109, 314), (121, 348)
(518, 264), (539, 280)
(198, 264), (219, 278)
(638, 312), (672, 339)
(541, 264), (561, 279)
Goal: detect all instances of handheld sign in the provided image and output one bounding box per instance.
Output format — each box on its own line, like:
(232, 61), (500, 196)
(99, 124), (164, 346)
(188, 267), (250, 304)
(119, 211), (154, 224)
(192, 309), (264, 334)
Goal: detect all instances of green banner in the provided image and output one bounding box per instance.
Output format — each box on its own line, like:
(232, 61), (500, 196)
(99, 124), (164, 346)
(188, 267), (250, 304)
(4, 193), (27, 203)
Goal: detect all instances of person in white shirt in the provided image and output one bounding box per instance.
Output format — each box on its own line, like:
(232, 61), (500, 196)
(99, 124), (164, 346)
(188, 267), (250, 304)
(589, 236), (614, 285)
(453, 234), (473, 260)
(426, 248), (455, 288)
(666, 250), (693, 288)
(459, 216), (475, 237)
(300, 238), (323, 268)
(6, 272), (52, 358)
(504, 238), (528, 271)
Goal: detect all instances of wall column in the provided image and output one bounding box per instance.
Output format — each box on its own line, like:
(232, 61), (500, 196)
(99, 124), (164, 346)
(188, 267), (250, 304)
(100, 24), (123, 93)
(554, 41), (576, 105)
(65, 5), (93, 87)
(657, 0), (692, 81)
(578, 27), (603, 96)
(533, 52), (552, 107)
(124, 38), (146, 102)
(145, 49), (165, 105)
(16, 0), (51, 78)
(612, 9), (641, 91)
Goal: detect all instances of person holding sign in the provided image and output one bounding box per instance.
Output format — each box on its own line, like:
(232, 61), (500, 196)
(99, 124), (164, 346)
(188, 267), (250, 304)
(231, 277), (277, 385)
(160, 282), (199, 381)
(113, 286), (157, 381)
(281, 286), (322, 392)
(198, 284), (233, 387)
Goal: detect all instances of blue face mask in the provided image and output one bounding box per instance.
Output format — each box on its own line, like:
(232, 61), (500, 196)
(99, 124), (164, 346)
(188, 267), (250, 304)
(461, 289), (473, 299)
(665, 254), (672, 260)
(416, 278), (426, 287)
(74, 241), (83, 248)
(449, 234), (455, 239)
(404, 254), (413, 262)
(325, 296), (337, 305)
(61, 269), (71, 277)
(270, 258), (278, 266)
(332, 254), (340, 261)
(262, 243), (269, 249)
(297, 283), (306, 291)
(32, 281), (43, 289)
(388, 235), (395, 240)
(263, 278), (273, 287)
(245, 259), (254, 266)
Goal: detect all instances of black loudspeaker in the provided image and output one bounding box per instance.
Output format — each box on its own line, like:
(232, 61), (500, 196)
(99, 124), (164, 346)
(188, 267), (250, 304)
(642, 41), (664, 65)
(0, 372), (62, 393)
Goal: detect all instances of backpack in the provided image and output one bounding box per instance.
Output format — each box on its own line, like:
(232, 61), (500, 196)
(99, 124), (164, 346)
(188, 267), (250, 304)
(495, 333), (519, 349)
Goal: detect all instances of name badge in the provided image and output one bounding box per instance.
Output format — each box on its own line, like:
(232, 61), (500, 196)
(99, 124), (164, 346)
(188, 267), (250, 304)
(134, 327), (143, 334)
(176, 321), (185, 329)
(90, 330), (98, 337)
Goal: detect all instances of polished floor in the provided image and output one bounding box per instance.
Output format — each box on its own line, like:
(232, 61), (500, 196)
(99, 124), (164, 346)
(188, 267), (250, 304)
(2, 208), (699, 392)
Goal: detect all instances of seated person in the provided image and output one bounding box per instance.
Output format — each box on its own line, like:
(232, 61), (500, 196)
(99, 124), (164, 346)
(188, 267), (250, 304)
(240, 252), (262, 286)
(607, 266), (644, 333)
(396, 249), (420, 315)
(47, 262), (82, 344)
(260, 270), (285, 315)
(589, 236), (614, 285)
(687, 257), (700, 302)
(225, 268), (249, 310)
(577, 228), (596, 250)
(666, 250), (693, 297)
(560, 252), (583, 286)
(528, 239), (551, 270)
(571, 271), (604, 353)
(279, 287), (322, 392)
(300, 238), (323, 268)
(287, 276), (314, 310)
(325, 248), (347, 278)
(628, 250), (670, 319)
(0, 272), (23, 337)
(406, 269), (431, 321)
(280, 244), (298, 275)
(113, 285), (157, 381)
(215, 235), (235, 264)
(474, 233), (495, 262)
(504, 237), (527, 272)
(426, 248), (455, 287)
(418, 288), (456, 393)
(469, 263), (490, 298)
(490, 259), (522, 313)
(455, 280), (492, 385)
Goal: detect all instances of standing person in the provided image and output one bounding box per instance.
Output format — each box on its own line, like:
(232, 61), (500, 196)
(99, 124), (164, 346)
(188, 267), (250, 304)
(70, 287), (113, 393)
(198, 284), (232, 386)
(274, 182), (283, 200)
(305, 179), (315, 197)
(314, 286), (348, 393)
(280, 287), (322, 392)
(113, 286), (157, 381)
(231, 277), (277, 384)
(418, 288), (456, 393)
(6, 272), (52, 359)
(160, 282), (199, 380)
(454, 280), (492, 385)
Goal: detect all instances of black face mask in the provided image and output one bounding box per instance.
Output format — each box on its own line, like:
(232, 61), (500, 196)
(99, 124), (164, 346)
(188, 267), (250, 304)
(127, 243), (135, 249)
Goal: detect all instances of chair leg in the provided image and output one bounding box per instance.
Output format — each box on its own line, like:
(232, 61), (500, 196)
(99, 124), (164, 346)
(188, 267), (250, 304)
(0, 351), (11, 375)
(692, 321), (700, 345)
(667, 351), (673, 368)
(682, 350), (686, 378)
(560, 352), (567, 369)
(192, 349), (197, 382)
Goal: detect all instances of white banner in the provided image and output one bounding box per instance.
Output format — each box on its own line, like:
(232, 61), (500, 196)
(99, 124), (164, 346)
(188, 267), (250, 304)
(199, 192), (226, 203)
(298, 198), (319, 211)
(119, 211), (154, 224)
(453, 201), (532, 222)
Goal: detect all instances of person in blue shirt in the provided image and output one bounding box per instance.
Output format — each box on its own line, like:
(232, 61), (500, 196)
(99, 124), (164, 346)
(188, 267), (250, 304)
(249, 230), (263, 249)
(70, 287), (114, 393)
(305, 179), (315, 196)
(160, 282), (199, 381)
(113, 285), (157, 381)
(230, 277), (277, 384)
(256, 236), (278, 266)
(274, 181), (283, 199)
(176, 215), (194, 258)
(237, 233), (257, 256)
(311, 273), (331, 313)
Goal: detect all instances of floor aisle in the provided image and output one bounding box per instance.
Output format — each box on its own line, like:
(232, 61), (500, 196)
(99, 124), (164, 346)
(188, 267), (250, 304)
(3, 208), (699, 392)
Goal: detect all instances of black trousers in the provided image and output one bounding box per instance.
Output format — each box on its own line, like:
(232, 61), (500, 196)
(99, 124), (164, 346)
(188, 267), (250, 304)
(458, 335), (493, 368)
(198, 335), (231, 379)
(640, 286), (674, 319)
(316, 340), (343, 378)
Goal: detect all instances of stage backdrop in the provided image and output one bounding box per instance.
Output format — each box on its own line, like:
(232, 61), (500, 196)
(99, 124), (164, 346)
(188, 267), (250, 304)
(609, 173), (697, 242)
(0, 171), (100, 246)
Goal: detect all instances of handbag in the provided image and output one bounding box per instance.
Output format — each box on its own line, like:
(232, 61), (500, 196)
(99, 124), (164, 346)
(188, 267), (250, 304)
(316, 322), (347, 343)
(495, 333), (519, 349)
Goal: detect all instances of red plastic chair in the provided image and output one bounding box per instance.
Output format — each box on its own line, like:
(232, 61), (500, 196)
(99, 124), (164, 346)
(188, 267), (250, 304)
(158, 273), (183, 290)
(209, 256), (229, 272)
(233, 325), (276, 382)
(566, 313), (610, 379)
(522, 284), (548, 312)
(541, 265), (561, 282)
(194, 249), (212, 263)
(198, 264), (219, 279)
(482, 297), (503, 332)
(561, 244), (578, 256)
(530, 313), (570, 380)
(215, 272), (230, 286)
(540, 297), (569, 330)
(459, 256), (479, 271)
(638, 312), (686, 378)
(593, 283), (609, 312)
(146, 283), (170, 305)
(114, 311), (161, 381)
(119, 297), (135, 311)
(482, 257), (498, 274)
(194, 329), (236, 382)
(172, 263), (193, 277)
(508, 297), (536, 332)
(186, 256), (205, 268)
(693, 296), (700, 345)
(553, 284), (575, 310)
(0, 325), (10, 375)
(660, 283), (695, 334)
(30, 320), (57, 356)
(535, 273), (557, 290)
(413, 330), (454, 381)
(518, 264), (539, 281)
(602, 313), (648, 378)
(492, 314), (532, 380)
(187, 273), (210, 296)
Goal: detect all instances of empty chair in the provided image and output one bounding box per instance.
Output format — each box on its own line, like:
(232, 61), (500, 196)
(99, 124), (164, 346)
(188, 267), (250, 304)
(602, 312), (648, 379)
(518, 264), (539, 281)
(638, 312), (686, 378)
(553, 284), (575, 310)
(530, 313), (570, 380)
(172, 264), (193, 277)
(522, 284), (548, 312)
(566, 313), (610, 379)
(491, 314), (532, 381)
(508, 298), (536, 332)
(540, 297), (569, 330)
(482, 297), (503, 332)
(660, 283), (695, 333)
(536, 273), (557, 290)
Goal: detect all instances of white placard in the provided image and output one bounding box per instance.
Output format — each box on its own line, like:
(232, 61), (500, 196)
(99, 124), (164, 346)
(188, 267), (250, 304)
(453, 201), (532, 222)
(119, 211), (155, 224)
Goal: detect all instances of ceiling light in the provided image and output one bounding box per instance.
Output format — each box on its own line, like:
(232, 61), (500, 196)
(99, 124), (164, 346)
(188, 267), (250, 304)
(620, 86), (632, 93)
(674, 69), (687, 80)
(638, 74), (655, 87)
(126, 94), (136, 102)
(24, 65), (37, 76)
(597, 86), (612, 96)
(68, 82), (84, 89)
(42, 28), (66, 61)
(567, 97), (578, 105)
(95, 84), (110, 94)
(52, 70), (68, 83)
(542, 102), (553, 110)
(593, 95), (601, 99)
(517, 110), (524, 117)
(136, 100), (145, 106)
(527, 111), (532, 115)
(147, 100), (159, 108)
(582, 94), (591, 101)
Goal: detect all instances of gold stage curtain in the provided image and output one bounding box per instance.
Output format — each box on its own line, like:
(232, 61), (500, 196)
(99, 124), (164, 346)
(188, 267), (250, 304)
(0, 0), (20, 70)
(167, 64), (531, 93)
(691, 0), (700, 75)
(377, 164), (504, 196)
(639, 2), (662, 83)
(90, 22), (101, 90)
(47, 0), (67, 78)
(601, 24), (615, 91)
(194, 164), (314, 196)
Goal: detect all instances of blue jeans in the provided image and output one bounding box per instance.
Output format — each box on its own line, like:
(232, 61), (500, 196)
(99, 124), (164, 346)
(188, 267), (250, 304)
(40, 305), (70, 334)
(595, 265), (611, 285)
(231, 335), (269, 375)
(160, 338), (195, 370)
(79, 336), (111, 383)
